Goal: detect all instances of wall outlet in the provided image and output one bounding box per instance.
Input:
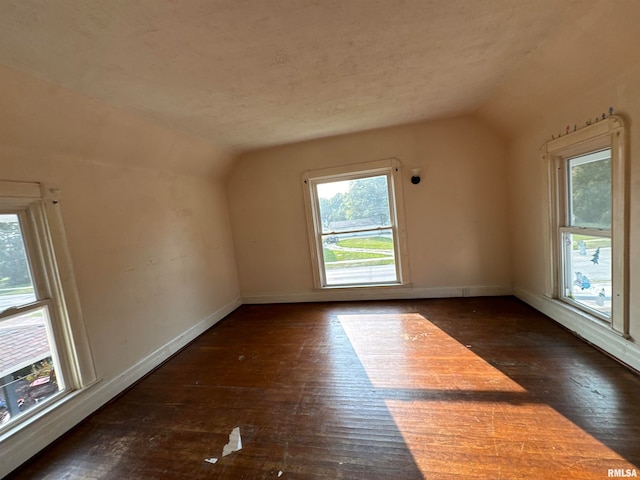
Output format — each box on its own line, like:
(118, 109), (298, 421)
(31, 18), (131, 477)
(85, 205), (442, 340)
(462, 288), (470, 297)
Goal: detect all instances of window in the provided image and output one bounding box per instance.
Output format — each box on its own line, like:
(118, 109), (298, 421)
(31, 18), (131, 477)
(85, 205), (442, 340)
(303, 159), (408, 288)
(545, 116), (627, 335)
(0, 181), (96, 434)
(561, 149), (612, 316)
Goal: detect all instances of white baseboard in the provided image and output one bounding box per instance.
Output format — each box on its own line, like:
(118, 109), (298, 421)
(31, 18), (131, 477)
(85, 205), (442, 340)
(0, 296), (241, 479)
(242, 284), (512, 304)
(514, 286), (640, 372)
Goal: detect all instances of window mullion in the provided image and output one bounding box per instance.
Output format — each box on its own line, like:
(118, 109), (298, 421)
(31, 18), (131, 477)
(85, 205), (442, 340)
(322, 225), (392, 236)
(0, 300), (50, 323)
(560, 226), (611, 237)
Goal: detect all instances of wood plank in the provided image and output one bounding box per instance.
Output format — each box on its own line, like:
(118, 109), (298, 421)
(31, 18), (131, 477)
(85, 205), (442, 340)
(6, 297), (640, 479)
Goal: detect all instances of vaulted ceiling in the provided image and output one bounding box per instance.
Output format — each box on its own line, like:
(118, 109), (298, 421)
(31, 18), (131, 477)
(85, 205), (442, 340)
(0, 0), (614, 153)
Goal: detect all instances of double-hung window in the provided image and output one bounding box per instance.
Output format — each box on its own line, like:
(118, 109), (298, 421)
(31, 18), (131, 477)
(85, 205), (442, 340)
(545, 116), (628, 335)
(303, 159), (408, 288)
(0, 181), (96, 434)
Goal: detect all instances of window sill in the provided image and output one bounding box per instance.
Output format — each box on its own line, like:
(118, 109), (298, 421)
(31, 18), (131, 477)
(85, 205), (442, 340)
(0, 378), (101, 444)
(545, 296), (630, 339)
(317, 282), (412, 291)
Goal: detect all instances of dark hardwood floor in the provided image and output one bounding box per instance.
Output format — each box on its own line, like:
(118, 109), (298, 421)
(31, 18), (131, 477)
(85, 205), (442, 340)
(6, 297), (640, 479)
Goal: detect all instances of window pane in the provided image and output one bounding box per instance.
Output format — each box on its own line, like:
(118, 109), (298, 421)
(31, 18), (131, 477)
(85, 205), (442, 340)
(323, 230), (397, 285)
(0, 214), (36, 313)
(317, 175), (391, 234)
(563, 233), (611, 317)
(568, 149), (611, 229)
(0, 307), (62, 426)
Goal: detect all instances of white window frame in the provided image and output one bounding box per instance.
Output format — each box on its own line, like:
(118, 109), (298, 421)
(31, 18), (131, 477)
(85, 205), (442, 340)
(0, 180), (97, 438)
(543, 116), (628, 336)
(302, 158), (410, 289)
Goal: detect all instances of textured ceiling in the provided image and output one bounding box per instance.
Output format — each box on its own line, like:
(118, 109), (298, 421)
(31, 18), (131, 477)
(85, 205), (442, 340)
(0, 0), (592, 152)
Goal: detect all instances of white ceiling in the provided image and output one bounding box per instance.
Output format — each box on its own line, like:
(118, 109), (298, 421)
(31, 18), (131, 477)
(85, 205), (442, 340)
(0, 0), (593, 152)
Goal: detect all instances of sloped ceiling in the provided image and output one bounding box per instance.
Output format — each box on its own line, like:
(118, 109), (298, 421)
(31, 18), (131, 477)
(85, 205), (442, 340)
(0, 0), (599, 153)
(476, 1), (640, 137)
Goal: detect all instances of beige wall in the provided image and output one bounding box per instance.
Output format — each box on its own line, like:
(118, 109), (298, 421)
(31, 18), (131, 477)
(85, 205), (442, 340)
(492, 79), (640, 342)
(0, 64), (240, 382)
(227, 116), (511, 300)
(475, 2), (640, 351)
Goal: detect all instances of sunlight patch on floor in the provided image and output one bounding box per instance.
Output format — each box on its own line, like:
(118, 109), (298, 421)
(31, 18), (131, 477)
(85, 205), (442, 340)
(337, 313), (525, 392)
(337, 312), (637, 478)
(385, 400), (636, 478)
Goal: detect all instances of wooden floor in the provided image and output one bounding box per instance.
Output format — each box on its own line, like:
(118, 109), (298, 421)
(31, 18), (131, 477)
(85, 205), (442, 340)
(6, 297), (640, 479)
